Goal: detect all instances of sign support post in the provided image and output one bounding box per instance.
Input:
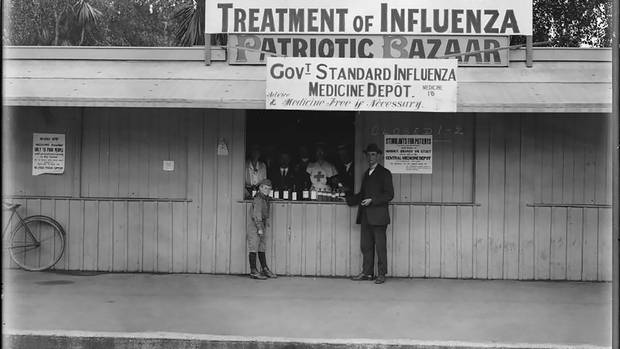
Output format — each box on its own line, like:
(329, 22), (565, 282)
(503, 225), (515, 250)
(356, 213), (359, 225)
(526, 35), (533, 67)
(204, 34), (212, 65)
(611, 0), (619, 346)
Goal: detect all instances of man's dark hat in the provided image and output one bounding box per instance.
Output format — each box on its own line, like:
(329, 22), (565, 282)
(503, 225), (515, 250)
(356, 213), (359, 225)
(363, 143), (382, 154)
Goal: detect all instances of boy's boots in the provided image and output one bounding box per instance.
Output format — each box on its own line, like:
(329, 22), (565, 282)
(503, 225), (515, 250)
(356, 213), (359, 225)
(250, 268), (267, 280)
(249, 252), (267, 280)
(258, 252), (277, 278)
(261, 267), (277, 278)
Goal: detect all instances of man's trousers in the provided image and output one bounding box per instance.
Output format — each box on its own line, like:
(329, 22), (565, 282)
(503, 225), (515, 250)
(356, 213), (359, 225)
(360, 222), (388, 276)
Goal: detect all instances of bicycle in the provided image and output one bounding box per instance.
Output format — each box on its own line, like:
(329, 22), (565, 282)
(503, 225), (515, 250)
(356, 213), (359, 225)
(2, 202), (66, 271)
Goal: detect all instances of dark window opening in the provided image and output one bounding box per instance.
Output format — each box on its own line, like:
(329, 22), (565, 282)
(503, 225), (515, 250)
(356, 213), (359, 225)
(245, 110), (355, 201)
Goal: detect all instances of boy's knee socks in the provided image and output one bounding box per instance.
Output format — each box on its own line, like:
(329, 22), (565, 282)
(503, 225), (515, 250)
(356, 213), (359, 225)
(249, 252), (257, 270)
(258, 252), (268, 269)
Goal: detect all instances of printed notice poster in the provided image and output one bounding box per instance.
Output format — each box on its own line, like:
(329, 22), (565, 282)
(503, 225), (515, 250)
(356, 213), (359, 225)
(266, 57), (457, 112)
(32, 133), (65, 176)
(384, 134), (432, 174)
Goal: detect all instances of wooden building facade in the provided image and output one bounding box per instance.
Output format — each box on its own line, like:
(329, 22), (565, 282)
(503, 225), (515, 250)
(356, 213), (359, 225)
(2, 47), (613, 281)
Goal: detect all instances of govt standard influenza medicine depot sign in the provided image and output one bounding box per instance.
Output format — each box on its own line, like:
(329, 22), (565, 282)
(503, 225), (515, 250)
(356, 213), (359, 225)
(266, 57), (457, 112)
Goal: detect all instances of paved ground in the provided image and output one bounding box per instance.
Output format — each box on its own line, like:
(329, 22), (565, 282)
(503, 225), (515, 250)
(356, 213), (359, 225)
(2, 270), (612, 348)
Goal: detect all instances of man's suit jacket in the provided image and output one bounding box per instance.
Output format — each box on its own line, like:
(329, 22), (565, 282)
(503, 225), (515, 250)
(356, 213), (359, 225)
(269, 167), (296, 190)
(293, 160), (311, 190)
(336, 162), (354, 192)
(347, 164), (394, 226)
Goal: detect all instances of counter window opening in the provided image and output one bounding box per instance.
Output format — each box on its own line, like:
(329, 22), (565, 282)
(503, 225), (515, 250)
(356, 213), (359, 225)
(244, 110), (356, 202)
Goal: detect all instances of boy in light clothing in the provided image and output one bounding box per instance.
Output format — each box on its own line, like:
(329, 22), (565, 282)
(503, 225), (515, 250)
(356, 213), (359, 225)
(247, 179), (277, 280)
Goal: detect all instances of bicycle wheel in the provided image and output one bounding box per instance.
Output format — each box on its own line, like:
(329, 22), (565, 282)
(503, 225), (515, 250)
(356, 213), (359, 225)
(9, 216), (65, 271)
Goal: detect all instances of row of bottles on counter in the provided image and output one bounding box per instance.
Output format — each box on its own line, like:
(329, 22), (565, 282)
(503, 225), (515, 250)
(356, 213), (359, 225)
(251, 188), (347, 201)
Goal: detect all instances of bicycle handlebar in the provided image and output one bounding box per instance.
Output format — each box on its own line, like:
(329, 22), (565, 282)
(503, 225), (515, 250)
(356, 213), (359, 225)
(2, 202), (21, 211)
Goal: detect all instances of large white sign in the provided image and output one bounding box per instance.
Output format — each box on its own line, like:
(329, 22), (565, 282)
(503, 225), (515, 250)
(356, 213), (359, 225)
(266, 57), (457, 112)
(384, 134), (432, 174)
(32, 133), (65, 176)
(206, 0), (532, 35)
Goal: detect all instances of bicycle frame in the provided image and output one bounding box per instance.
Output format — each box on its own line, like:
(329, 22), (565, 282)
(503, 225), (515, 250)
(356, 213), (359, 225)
(3, 202), (66, 271)
(2, 207), (19, 240)
(2, 206), (40, 250)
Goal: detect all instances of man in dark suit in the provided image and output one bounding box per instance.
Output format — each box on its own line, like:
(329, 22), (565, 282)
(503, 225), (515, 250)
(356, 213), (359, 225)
(293, 145), (312, 190)
(335, 144), (354, 193)
(346, 143), (394, 284)
(269, 151), (296, 191)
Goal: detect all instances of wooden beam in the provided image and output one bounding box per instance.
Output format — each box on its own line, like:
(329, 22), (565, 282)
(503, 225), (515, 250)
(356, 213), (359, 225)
(2, 46), (228, 62)
(510, 47), (611, 62)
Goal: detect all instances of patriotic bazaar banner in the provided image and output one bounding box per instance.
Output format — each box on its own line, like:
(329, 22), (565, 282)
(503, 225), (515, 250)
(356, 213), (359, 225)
(228, 35), (509, 66)
(206, 0), (532, 35)
(265, 57), (457, 112)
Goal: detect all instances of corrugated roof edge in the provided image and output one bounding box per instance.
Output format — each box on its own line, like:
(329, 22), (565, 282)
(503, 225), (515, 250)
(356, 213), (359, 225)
(2, 46), (612, 62)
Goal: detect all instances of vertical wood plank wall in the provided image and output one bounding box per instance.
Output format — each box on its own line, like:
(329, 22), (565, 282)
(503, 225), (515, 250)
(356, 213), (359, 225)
(3, 107), (612, 281)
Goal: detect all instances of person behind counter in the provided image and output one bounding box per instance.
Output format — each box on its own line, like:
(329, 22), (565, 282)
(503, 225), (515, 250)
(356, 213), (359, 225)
(306, 143), (338, 192)
(346, 143), (394, 284)
(294, 145), (312, 190)
(262, 144), (277, 174)
(296, 145), (311, 172)
(269, 151), (296, 192)
(335, 143), (354, 193)
(247, 179), (277, 280)
(245, 145), (267, 198)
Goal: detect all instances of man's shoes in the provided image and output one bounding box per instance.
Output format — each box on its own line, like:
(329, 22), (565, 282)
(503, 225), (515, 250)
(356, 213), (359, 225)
(374, 275), (386, 284)
(261, 268), (277, 278)
(249, 269), (267, 280)
(351, 272), (374, 281)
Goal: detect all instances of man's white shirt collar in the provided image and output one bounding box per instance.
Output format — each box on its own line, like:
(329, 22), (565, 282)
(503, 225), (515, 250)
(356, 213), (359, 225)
(368, 164), (378, 175)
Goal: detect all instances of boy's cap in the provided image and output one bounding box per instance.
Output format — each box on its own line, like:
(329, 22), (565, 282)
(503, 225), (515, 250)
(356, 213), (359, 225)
(258, 179), (272, 187)
(363, 143), (382, 154)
